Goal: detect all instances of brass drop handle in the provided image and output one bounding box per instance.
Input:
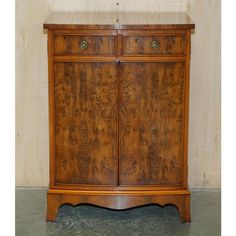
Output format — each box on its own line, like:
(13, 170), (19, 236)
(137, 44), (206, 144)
(150, 40), (160, 49)
(80, 40), (88, 50)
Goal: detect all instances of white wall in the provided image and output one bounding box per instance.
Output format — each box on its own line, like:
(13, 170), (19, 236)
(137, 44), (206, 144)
(16, 0), (221, 188)
(187, 0), (221, 188)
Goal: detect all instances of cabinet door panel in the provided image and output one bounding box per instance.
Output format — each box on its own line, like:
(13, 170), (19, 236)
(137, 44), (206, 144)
(119, 62), (184, 186)
(54, 62), (118, 185)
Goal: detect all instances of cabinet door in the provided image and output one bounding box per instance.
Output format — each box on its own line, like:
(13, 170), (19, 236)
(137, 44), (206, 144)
(119, 62), (185, 186)
(54, 62), (118, 186)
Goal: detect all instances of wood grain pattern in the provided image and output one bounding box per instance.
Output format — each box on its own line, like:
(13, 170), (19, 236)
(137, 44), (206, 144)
(54, 35), (115, 56)
(122, 35), (186, 56)
(119, 62), (185, 186)
(43, 12), (195, 30)
(54, 62), (118, 185)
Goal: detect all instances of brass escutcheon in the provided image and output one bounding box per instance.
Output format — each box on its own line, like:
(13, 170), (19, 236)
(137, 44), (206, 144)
(150, 40), (160, 49)
(80, 40), (88, 50)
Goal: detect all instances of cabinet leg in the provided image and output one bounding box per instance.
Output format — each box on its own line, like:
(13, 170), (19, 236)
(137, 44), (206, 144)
(46, 193), (60, 222)
(176, 195), (191, 223)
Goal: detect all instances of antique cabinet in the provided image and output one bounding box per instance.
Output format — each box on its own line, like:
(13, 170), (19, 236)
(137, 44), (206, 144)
(43, 12), (195, 222)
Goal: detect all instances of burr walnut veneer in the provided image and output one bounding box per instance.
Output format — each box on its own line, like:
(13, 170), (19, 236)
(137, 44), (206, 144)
(44, 12), (195, 222)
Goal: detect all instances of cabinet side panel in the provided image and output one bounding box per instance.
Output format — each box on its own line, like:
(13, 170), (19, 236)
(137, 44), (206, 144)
(119, 62), (185, 186)
(54, 62), (118, 185)
(48, 30), (56, 187)
(182, 30), (191, 188)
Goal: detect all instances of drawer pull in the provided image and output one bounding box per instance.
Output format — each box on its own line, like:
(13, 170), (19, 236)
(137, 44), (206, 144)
(150, 40), (160, 49)
(80, 40), (88, 50)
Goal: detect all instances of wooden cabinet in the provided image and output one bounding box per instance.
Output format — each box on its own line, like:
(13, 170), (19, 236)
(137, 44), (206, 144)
(44, 12), (195, 222)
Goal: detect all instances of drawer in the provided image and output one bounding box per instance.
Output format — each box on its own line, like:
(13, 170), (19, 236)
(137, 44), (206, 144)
(54, 34), (116, 56)
(122, 34), (186, 56)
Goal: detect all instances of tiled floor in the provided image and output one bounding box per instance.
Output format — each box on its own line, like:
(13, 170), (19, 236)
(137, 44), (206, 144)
(16, 189), (220, 236)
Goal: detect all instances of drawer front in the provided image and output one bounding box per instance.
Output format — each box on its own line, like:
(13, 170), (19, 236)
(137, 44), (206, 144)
(54, 35), (116, 55)
(122, 34), (186, 56)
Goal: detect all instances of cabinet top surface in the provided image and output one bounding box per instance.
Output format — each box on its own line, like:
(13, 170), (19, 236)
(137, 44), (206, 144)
(43, 12), (195, 30)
